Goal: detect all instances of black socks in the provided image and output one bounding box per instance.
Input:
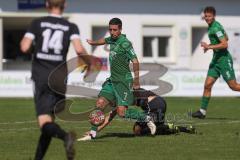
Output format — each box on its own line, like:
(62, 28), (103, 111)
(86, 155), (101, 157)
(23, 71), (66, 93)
(34, 122), (67, 160)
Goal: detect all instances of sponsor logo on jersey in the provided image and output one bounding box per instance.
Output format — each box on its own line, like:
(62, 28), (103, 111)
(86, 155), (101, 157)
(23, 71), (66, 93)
(226, 71), (231, 78)
(216, 31), (223, 38)
(110, 51), (117, 61)
(130, 49), (136, 56)
(41, 22), (69, 31)
(37, 52), (63, 61)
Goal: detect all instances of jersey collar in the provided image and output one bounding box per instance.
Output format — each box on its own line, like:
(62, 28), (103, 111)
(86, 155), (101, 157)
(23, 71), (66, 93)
(115, 34), (125, 42)
(209, 20), (216, 27)
(49, 13), (62, 18)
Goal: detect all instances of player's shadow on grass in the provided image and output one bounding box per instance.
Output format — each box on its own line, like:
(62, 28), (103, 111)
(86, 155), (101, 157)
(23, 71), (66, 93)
(97, 132), (135, 139)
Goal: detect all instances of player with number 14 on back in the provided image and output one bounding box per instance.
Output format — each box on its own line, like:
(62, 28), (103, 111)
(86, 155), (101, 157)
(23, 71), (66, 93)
(20, 0), (91, 159)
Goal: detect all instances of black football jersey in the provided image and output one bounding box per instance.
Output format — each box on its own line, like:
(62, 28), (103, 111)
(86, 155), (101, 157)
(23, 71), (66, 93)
(133, 88), (157, 106)
(25, 15), (80, 82)
(133, 88), (166, 112)
(133, 88), (157, 99)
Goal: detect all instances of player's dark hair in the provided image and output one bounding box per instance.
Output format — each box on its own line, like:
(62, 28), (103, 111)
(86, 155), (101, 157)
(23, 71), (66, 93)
(109, 18), (122, 29)
(46, 0), (65, 10)
(204, 6), (216, 16)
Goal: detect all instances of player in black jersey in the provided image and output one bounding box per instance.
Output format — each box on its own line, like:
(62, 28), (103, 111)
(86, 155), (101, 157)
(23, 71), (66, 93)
(133, 88), (196, 136)
(20, 0), (90, 159)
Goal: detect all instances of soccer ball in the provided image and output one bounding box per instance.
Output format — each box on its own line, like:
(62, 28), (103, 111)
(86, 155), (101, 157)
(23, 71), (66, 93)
(89, 109), (105, 126)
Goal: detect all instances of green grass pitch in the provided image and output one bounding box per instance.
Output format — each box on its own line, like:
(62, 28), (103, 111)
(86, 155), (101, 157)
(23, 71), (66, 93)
(0, 97), (240, 160)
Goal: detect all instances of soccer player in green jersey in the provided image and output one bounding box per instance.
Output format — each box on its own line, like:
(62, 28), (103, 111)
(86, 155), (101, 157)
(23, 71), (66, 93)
(79, 88), (196, 139)
(192, 6), (240, 119)
(78, 18), (156, 140)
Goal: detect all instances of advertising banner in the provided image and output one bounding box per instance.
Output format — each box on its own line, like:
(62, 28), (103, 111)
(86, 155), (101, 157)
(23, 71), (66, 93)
(0, 70), (239, 97)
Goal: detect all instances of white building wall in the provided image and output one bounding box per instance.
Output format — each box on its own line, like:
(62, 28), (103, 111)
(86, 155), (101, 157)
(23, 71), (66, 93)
(0, 0), (239, 71)
(0, 18), (2, 70)
(1, 12), (240, 70)
(64, 13), (240, 70)
(0, 1), (240, 97)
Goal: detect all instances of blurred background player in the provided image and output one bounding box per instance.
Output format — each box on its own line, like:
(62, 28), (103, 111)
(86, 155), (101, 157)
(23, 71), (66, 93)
(191, 6), (240, 119)
(20, 0), (91, 159)
(78, 18), (156, 141)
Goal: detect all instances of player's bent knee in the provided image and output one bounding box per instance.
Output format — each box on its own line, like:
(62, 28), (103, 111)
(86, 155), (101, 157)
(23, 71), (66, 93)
(38, 115), (53, 128)
(229, 84), (238, 91)
(204, 83), (213, 91)
(96, 97), (108, 110)
(227, 80), (239, 91)
(117, 112), (125, 118)
(117, 110), (125, 117)
(117, 107), (126, 118)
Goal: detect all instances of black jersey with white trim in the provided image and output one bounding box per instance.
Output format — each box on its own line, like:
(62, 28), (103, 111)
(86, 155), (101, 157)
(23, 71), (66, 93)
(25, 15), (80, 82)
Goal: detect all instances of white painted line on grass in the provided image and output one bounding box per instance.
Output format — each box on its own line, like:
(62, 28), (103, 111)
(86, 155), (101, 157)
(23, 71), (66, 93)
(0, 126), (127, 132)
(0, 120), (36, 125)
(194, 120), (240, 126)
(1, 120), (240, 132)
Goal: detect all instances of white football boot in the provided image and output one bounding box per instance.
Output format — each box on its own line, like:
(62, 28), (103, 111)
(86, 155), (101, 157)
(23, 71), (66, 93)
(77, 134), (92, 141)
(146, 116), (156, 135)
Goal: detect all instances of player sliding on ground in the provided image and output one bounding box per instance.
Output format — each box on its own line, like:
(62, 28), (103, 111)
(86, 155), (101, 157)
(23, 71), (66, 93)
(133, 88), (195, 136)
(191, 6), (240, 119)
(78, 88), (195, 140)
(78, 18), (156, 141)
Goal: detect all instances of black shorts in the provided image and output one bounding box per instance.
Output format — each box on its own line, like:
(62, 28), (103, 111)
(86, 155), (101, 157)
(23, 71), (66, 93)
(33, 81), (66, 116)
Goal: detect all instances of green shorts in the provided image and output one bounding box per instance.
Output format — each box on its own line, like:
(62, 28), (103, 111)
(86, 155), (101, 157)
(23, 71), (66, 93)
(207, 55), (235, 82)
(98, 79), (134, 106)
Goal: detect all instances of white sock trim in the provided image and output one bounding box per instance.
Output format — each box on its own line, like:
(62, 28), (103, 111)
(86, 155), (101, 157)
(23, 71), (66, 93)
(90, 130), (97, 138)
(200, 109), (206, 115)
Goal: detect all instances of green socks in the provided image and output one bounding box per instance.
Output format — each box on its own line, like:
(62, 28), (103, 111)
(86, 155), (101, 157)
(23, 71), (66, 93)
(200, 96), (210, 110)
(91, 125), (98, 131)
(124, 108), (147, 122)
(90, 125), (98, 138)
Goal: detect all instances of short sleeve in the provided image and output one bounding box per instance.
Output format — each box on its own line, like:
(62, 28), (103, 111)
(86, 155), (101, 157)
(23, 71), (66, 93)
(121, 41), (137, 61)
(213, 27), (225, 40)
(24, 19), (38, 40)
(70, 23), (81, 40)
(104, 36), (112, 44)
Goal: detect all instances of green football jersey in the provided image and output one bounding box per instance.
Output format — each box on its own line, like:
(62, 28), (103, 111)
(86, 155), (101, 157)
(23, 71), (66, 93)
(208, 20), (230, 61)
(105, 34), (137, 82)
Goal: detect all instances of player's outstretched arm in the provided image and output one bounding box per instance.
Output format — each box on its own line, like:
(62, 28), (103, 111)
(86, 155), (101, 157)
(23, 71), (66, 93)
(87, 38), (106, 46)
(20, 37), (33, 53)
(201, 37), (228, 53)
(132, 58), (140, 89)
(97, 109), (117, 132)
(72, 39), (91, 64)
(72, 39), (89, 57)
(84, 109), (117, 135)
(80, 110), (117, 141)
(72, 38), (100, 78)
